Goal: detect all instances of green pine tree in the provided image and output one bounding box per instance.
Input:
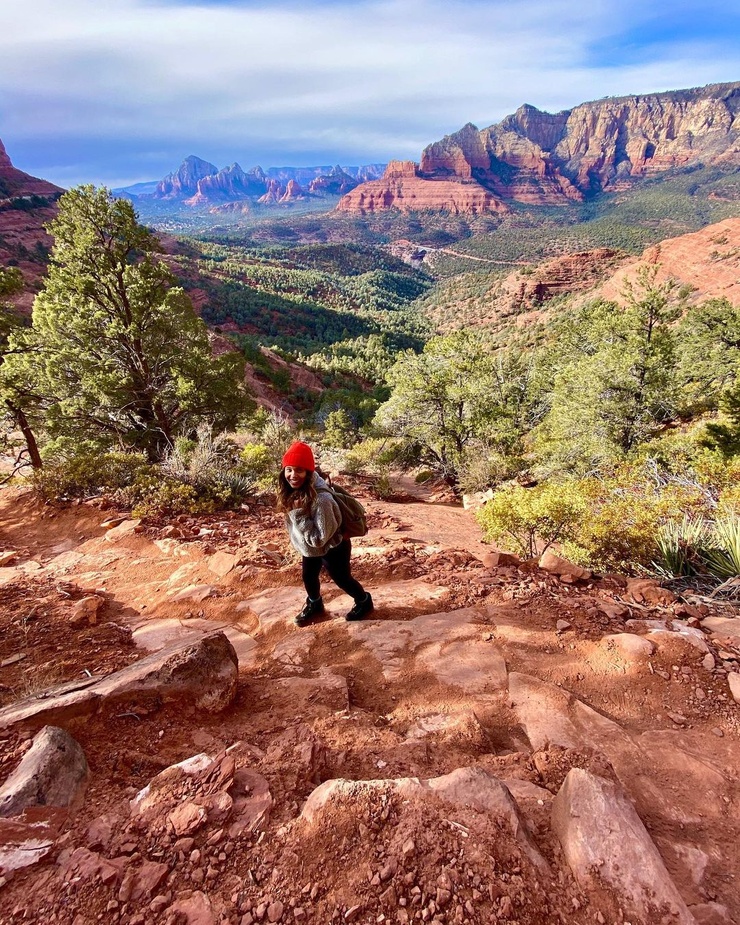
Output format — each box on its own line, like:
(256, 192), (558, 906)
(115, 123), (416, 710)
(5, 186), (251, 461)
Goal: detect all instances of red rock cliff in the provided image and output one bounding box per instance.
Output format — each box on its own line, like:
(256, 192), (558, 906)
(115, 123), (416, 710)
(340, 82), (740, 214)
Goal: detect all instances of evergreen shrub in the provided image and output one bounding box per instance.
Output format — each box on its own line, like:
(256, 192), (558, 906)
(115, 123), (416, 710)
(31, 444), (152, 500)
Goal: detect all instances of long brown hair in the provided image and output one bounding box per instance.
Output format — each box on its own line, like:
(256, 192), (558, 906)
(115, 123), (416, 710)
(276, 469), (318, 513)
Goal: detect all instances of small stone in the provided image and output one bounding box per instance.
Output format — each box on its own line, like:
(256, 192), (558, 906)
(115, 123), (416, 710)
(402, 838), (415, 856)
(712, 727), (724, 738)
(267, 901), (284, 922)
(728, 672), (740, 704)
(150, 896), (169, 914)
(667, 712), (688, 725)
(702, 653), (716, 671)
(345, 907), (362, 923)
(436, 890), (452, 908)
(191, 868), (205, 885)
(380, 859), (397, 882)
(556, 620), (572, 633)
(168, 802), (207, 836)
(0, 653), (26, 668)
(69, 594), (105, 627)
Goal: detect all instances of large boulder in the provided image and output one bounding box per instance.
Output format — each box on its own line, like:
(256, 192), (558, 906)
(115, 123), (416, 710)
(0, 726), (88, 817)
(0, 632), (239, 732)
(552, 768), (696, 925)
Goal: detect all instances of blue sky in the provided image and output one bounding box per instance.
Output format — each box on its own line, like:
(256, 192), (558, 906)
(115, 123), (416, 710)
(2, 0), (738, 187)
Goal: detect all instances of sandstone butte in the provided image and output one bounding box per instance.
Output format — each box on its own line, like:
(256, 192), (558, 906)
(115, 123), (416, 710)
(336, 159), (510, 215)
(339, 81), (740, 214)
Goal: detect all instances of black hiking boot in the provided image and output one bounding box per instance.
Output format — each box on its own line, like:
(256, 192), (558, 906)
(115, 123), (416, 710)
(295, 596), (325, 627)
(345, 593), (373, 622)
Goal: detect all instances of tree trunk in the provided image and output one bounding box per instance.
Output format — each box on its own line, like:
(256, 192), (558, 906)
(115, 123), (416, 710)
(6, 399), (43, 469)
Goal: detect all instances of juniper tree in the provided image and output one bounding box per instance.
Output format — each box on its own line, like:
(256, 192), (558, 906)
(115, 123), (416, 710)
(6, 186), (249, 460)
(0, 268), (43, 470)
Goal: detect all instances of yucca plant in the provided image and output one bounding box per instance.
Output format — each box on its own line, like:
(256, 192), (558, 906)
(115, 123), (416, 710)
(701, 516), (740, 579)
(654, 516), (712, 577)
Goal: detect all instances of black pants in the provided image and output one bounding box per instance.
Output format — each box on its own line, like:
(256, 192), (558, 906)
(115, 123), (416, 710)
(302, 539), (366, 603)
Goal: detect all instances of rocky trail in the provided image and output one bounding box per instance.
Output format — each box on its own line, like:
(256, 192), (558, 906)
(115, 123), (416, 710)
(0, 478), (739, 925)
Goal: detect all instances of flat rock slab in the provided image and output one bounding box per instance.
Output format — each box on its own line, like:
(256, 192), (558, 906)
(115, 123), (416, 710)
(414, 637), (508, 692)
(269, 670), (349, 714)
(404, 709), (487, 744)
(648, 627), (709, 654)
(0, 726), (88, 817)
(634, 729), (734, 825)
(552, 768), (696, 925)
(346, 604), (497, 683)
(702, 616), (740, 644)
(508, 672), (631, 753)
(271, 631), (317, 671)
(242, 587), (309, 634)
(104, 519), (141, 543)
(0, 632), (239, 732)
(0, 808), (67, 876)
(131, 618), (258, 667)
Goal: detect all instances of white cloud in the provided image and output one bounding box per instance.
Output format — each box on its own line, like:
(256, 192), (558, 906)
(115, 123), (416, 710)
(1, 0), (737, 184)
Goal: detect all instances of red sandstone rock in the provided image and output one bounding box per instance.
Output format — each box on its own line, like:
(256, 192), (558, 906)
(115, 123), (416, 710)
(337, 161), (509, 215)
(340, 82), (740, 215)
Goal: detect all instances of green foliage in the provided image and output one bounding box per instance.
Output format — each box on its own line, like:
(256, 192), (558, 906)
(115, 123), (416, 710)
(4, 186), (251, 462)
(30, 445), (152, 500)
(677, 298), (740, 413)
(324, 409), (358, 449)
(656, 515), (740, 580)
(701, 380), (740, 457)
(160, 423), (254, 509)
(191, 239), (430, 373)
(376, 330), (533, 483)
(702, 517), (740, 579)
(559, 464), (709, 573)
(128, 476), (203, 519)
(239, 442), (275, 490)
(475, 481), (588, 559)
(534, 268), (680, 473)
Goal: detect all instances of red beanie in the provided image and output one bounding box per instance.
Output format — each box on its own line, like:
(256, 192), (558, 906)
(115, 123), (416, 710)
(282, 441), (315, 471)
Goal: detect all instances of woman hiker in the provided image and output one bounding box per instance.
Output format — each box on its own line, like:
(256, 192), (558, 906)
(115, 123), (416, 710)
(277, 440), (374, 626)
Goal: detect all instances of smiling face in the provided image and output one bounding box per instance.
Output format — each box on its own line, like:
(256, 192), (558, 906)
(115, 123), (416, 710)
(284, 466), (309, 490)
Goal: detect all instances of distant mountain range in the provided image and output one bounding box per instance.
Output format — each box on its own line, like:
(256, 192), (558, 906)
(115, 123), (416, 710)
(114, 159), (387, 210)
(339, 81), (740, 214)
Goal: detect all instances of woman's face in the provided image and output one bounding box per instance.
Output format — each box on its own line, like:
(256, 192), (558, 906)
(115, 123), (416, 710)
(285, 466), (308, 489)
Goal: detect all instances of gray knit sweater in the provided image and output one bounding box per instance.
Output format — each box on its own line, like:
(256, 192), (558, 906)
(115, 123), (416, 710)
(285, 474), (343, 558)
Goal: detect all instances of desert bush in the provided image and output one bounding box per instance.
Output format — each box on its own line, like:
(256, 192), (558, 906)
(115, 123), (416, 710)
(239, 442), (275, 490)
(560, 473), (705, 573)
(342, 436), (403, 476)
(477, 462), (712, 573)
(655, 514), (740, 580)
(31, 443), (152, 500)
(456, 445), (527, 495)
(475, 481), (588, 559)
(119, 425), (255, 517)
(128, 477), (203, 519)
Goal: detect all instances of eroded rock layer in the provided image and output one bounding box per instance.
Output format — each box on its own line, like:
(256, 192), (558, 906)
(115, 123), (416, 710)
(340, 82), (740, 213)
